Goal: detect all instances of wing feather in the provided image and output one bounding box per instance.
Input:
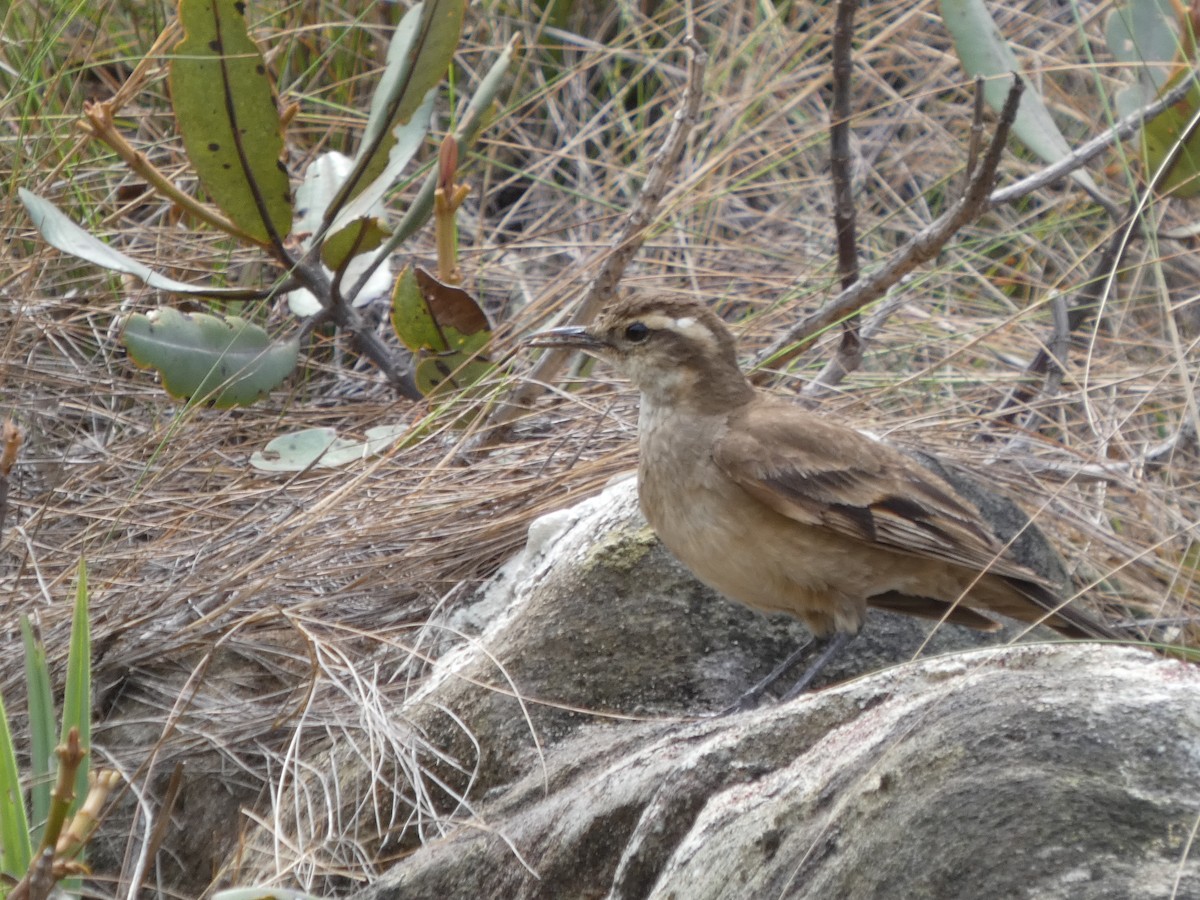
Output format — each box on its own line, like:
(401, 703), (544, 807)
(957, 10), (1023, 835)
(711, 402), (1122, 640)
(712, 403), (1047, 585)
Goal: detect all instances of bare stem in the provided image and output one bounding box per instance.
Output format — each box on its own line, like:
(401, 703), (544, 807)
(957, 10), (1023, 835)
(78, 101), (263, 247)
(807, 0), (862, 398)
(990, 69), (1200, 207)
(756, 76), (1025, 376)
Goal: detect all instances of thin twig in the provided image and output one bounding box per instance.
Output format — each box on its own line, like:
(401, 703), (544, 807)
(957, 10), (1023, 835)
(991, 200), (1134, 430)
(994, 293), (1069, 458)
(992, 97), (1200, 448)
(802, 280), (913, 398)
(78, 101), (262, 247)
(1144, 418), (1198, 466)
(574, 34), (706, 310)
(829, 0), (860, 294)
(756, 76), (1025, 376)
(990, 69), (1199, 207)
(809, 0), (862, 398)
(1044, 292), (1070, 396)
(480, 30), (707, 444)
(965, 75), (986, 179)
(997, 106), (1200, 450)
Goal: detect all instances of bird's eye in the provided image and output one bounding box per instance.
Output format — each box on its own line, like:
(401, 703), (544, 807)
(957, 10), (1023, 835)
(624, 322), (650, 343)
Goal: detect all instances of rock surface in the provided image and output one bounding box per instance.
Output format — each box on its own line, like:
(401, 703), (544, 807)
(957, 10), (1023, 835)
(347, 478), (1200, 899)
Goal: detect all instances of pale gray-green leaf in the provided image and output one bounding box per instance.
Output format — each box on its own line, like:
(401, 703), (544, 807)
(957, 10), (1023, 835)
(249, 424), (407, 471)
(122, 307), (298, 407)
(20, 188), (256, 298)
(327, 89), (435, 237)
(940, 0), (1101, 195)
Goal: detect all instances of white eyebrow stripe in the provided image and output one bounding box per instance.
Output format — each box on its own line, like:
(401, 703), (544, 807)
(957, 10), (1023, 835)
(640, 312), (678, 330)
(634, 311), (719, 353)
(671, 316), (717, 348)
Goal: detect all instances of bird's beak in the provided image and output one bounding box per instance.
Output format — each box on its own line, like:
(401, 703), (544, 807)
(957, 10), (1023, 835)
(525, 325), (608, 352)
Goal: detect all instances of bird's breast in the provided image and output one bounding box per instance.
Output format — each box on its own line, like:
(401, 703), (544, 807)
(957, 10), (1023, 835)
(635, 402), (881, 635)
(637, 406), (812, 608)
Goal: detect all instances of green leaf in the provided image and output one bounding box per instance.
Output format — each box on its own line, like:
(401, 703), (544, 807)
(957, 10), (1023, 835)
(321, 215), (388, 273)
(1102, 1), (1200, 194)
(19, 188), (259, 298)
(1105, 0), (1178, 69)
(248, 424), (408, 471)
(61, 559), (91, 822)
(1104, 0), (1177, 116)
(20, 617), (54, 847)
(288, 152), (395, 313)
(390, 265), (490, 354)
(391, 265), (446, 352)
(122, 307), (299, 407)
(940, 0), (1102, 196)
(1142, 81), (1200, 196)
(323, 89), (435, 257)
(415, 352), (494, 397)
(0, 687), (32, 880)
(170, 0), (293, 244)
(391, 266), (493, 397)
(327, 0), (466, 217)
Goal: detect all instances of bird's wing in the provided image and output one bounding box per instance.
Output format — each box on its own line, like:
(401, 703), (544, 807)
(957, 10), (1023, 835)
(712, 402), (1049, 586)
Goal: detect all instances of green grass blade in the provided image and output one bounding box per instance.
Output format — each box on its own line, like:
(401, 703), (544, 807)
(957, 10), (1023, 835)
(0, 688), (33, 880)
(19, 617), (55, 845)
(60, 558), (91, 817)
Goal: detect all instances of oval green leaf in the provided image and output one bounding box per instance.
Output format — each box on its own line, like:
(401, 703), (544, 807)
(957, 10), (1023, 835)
(390, 265), (491, 354)
(122, 307), (299, 407)
(321, 216), (389, 273)
(170, 0), (293, 244)
(415, 352), (495, 397)
(391, 264), (447, 352)
(249, 424), (408, 471)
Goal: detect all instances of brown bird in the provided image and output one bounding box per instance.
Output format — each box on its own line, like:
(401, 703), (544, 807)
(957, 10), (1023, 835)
(529, 295), (1121, 700)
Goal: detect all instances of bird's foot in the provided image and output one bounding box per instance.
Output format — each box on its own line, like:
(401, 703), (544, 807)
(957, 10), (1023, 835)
(712, 631), (854, 716)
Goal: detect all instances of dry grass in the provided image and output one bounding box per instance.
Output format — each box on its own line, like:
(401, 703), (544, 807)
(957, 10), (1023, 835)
(2, 0), (1198, 894)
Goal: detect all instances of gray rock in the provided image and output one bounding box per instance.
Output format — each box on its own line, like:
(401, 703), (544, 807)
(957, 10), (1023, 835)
(365, 645), (1197, 900)
(348, 478), (1199, 900)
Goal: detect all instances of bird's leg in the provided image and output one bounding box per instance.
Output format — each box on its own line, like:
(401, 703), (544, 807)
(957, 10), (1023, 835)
(778, 631), (854, 702)
(718, 631), (854, 715)
(717, 643), (811, 715)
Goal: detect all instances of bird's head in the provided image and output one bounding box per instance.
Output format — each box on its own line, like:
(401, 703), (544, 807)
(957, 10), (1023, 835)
(527, 295), (753, 410)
